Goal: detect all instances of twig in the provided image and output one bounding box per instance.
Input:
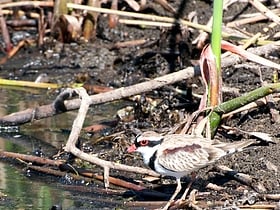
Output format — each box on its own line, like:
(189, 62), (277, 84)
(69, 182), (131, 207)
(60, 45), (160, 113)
(222, 41), (280, 69)
(258, 193), (280, 201)
(118, 18), (174, 28)
(0, 39), (30, 65)
(222, 40), (280, 69)
(110, 38), (148, 49)
(154, 0), (176, 14)
(249, 0), (280, 25)
(0, 1), (53, 8)
(91, 173), (146, 191)
(222, 97), (266, 118)
(226, 8), (280, 27)
(0, 8), (12, 52)
(215, 165), (267, 193)
(124, 0), (140, 11)
(0, 150), (64, 166)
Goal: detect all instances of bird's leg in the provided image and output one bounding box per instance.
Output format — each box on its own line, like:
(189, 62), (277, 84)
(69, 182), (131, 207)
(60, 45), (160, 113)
(161, 178), (182, 210)
(180, 172), (197, 201)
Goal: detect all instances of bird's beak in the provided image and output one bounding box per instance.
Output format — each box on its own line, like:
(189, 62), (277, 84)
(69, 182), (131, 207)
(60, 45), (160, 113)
(127, 144), (136, 153)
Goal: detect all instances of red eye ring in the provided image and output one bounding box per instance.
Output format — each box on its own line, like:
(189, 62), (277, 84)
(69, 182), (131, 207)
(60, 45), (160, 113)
(140, 140), (149, 146)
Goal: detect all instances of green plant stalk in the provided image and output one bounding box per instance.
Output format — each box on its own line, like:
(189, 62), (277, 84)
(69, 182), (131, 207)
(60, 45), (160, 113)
(208, 0), (223, 134)
(210, 83), (280, 135)
(211, 0), (223, 74)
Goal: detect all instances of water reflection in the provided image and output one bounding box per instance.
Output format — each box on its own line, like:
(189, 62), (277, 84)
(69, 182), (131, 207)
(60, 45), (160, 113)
(0, 134), (125, 210)
(0, 157), (75, 209)
(0, 87), (128, 209)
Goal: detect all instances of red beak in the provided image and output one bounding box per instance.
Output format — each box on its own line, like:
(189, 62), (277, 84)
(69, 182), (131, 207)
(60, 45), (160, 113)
(127, 144), (137, 153)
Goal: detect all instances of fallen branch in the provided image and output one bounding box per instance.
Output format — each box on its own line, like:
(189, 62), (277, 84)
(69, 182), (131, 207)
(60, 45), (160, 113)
(0, 67), (196, 126)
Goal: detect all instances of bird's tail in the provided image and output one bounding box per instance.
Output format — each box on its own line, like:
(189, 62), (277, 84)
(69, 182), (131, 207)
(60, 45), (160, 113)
(214, 139), (258, 154)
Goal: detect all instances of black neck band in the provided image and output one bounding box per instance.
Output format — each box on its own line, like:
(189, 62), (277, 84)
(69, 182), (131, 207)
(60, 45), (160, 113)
(148, 151), (157, 171)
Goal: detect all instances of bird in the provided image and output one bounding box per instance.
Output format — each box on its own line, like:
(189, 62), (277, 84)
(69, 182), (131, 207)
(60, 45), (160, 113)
(127, 131), (258, 210)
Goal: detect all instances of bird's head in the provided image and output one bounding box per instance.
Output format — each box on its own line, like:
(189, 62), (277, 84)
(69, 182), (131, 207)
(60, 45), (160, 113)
(127, 131), (163, 165)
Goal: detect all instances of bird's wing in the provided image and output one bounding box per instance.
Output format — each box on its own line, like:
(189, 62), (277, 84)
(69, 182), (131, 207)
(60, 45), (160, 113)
(157, 134), (224, 173)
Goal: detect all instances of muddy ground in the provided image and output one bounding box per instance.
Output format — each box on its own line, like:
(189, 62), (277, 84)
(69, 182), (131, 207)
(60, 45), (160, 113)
(1, 0), (280, 209)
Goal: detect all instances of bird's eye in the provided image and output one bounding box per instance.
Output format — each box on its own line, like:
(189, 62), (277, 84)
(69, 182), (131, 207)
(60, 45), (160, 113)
(140, 140), (149, 146)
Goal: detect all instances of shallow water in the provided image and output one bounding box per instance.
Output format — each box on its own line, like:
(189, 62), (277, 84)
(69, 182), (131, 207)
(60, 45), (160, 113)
(0, 87), (126, 210)
(0, 162), (75, 210)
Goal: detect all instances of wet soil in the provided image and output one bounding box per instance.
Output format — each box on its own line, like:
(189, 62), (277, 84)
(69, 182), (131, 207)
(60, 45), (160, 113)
(1, 0), (280, 209)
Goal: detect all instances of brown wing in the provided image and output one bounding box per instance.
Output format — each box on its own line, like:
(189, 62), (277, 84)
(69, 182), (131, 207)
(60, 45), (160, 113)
(157, 134), (225, 173)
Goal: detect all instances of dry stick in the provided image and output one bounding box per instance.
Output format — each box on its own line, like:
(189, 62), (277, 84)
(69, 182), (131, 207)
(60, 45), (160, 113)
(125, 190), (280, 209)
(0, 1), (53, 9)
(92, 173), (146, 191)
(221, 32), (261, 59)
(118, 19), (175, 28)
(0, 150), (64, 166)
(0, 39), (34, 65)
(226, 8), (280, 27)
(111, 39), (147, 49)
(125, 199), (279, 209)
(2, 9), (40, 19)
(63, 88), (159, 189)
(66, 2), (277, 46)
(0, 8), (12, 52)
(258, 194), (280, 201)
(215, 165), (267, 193)
(0, 67), (196, 126)
(221, 97), (276, 119)
(124, 0), (140, 11)
(239, 204), (280, 209)
(221, 41), (280, 69)
(249, 0), (280, 25)
(222, 40), (280, 70)
(66, 3), (210, 31)
(28, 165), (93, 181)
(154, 0), (176, 14)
